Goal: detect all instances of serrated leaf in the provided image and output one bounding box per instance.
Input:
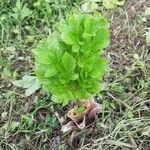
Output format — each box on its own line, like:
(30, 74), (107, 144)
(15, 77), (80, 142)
(92, 29), (110, 50)
(34, 35), (62, 64)
(61, 32), (74, 45)
(60, 17), (78, 45)
(44, 65), (57, 77)
(90, 57), (108, 78)
(83, 32), (92, 39)
(80, 55), (96, 79)
(62, 52), (76, 72)
(81, 55), (95, 73)
(60, 14), (84, 47)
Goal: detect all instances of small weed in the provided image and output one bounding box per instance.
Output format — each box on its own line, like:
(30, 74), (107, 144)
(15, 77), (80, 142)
(74, 106), (86, 114)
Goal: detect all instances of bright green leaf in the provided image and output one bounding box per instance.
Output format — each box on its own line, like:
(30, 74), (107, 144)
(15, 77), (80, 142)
(90, 57), (108, 78)
(44, 65), (57, 78)
(34, 13), (109, 105)
(62, 51), (76, 72)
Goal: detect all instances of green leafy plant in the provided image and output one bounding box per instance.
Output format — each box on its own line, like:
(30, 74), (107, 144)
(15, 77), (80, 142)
(34, 12), (110, 106)
(74, 106), (86, 115)
(12, 0), (32, 23)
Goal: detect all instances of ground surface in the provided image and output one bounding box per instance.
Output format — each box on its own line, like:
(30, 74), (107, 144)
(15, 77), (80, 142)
(0, 0), (150, 150)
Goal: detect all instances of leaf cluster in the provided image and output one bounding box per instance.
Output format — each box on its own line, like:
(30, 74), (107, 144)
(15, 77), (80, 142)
(34, 12), (110, 106)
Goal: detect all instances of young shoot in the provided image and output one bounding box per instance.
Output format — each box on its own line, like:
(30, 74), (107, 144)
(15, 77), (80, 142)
(34, 12), (110, 106)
